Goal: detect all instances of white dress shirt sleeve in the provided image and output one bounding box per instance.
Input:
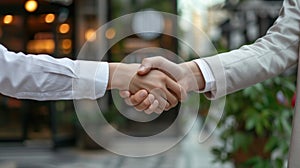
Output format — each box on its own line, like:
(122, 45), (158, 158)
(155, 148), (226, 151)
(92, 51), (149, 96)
(193, 58), (216, 93)
(0, 44), (109, 100)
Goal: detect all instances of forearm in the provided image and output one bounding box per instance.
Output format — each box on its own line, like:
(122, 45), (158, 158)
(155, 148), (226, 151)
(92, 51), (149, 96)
(107, 63), (139, 90)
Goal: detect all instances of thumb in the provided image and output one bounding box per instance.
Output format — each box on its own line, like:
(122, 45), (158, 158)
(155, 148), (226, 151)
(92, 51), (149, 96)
(137, 58), (155, 76)
(139, 56), (182, 81)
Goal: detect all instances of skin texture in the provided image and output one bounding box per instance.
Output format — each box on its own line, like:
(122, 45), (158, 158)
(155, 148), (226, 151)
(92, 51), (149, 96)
(120, 56), (205, 114)
(107, 63), (185, 114)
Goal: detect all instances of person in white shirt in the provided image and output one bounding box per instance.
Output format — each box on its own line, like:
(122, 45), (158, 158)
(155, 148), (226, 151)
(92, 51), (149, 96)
(0, 44), (185, 114)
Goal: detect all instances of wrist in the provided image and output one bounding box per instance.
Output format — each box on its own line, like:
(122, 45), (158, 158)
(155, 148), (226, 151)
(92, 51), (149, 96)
(107, 63), (139, 90)
(180, 61), (205, 92)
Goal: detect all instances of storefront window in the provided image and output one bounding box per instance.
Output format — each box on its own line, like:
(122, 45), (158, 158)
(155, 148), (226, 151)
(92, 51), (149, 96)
(0, 1), (75, 145)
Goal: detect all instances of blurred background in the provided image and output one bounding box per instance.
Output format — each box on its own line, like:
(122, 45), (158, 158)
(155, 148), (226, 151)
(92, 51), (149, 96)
(0, 0), (294, 168)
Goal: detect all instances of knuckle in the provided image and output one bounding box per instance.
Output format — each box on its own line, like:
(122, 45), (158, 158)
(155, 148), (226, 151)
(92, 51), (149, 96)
(131, 96), (139, 104)
(158, 104), (166, 111)
(170, 100), (177, 108)
(143, 100), (151, 107)
(145, 109), (153, 114)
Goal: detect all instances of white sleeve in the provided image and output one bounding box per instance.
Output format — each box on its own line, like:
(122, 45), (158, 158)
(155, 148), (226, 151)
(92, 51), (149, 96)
(193, 59), (216, 93)
(0, 44), (108, 100)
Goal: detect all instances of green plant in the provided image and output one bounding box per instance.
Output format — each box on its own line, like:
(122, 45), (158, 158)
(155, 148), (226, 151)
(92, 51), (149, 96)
(212, 76), (295, 168)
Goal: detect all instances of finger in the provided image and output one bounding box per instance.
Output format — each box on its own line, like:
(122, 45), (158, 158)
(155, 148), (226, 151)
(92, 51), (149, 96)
(165, 106), (172, 111)
(150, 89), (169, 110)
(124, 98), (133, 106)
(164, 88), (178, 109)
(165, 77), (187, 102)
(119, 90), (130, 98)
(138, 57), (181, 81)
(134, 94), (155, 111)
(137, 65), (152, 76)
(138, 57), (162, 76)
(127, 90), (148, 106)
(154, 104), (165, 114)
(153, 95), (168, 114)
(123, 90), (147, 106)
(144, 100), (159, 114)
(165, 101), (175, 111)
(161, 80), (178, 109)
(137, 57), (163, 76)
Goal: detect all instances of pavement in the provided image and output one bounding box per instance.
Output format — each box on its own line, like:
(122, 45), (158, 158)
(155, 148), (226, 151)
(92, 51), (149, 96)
(0, 118), (233, 168)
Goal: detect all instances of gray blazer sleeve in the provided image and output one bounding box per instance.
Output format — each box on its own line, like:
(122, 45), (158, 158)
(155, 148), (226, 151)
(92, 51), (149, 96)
(203, 0), (300, 99)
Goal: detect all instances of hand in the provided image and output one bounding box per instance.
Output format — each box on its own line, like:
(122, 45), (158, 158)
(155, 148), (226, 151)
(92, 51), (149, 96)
(138, 56), (205, 92)
(128, 69), (184, 113)
(119, 90), (161, 114)
(108, 63), (184, 114)
(121, 56), (205, 114)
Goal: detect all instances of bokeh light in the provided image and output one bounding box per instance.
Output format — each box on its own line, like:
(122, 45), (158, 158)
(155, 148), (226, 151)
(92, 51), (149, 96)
(45, 14), (55, 23)
(59, 23), (70, 34)
(85, 29), (96, 41)
(62, 39), (72, 49)
(3, 15), (13, 24)
(105, 28), (116, 39)
(25, 0), (38, 12)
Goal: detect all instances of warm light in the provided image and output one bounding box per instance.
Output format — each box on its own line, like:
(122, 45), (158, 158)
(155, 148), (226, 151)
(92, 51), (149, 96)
(59, 23), (70, 34)
(45, 14), (55, 23)
(3, 15), (13, 24)
(62, 49), (71, 55)
(85, 29), (96, 41)
(62, 39), (72, 49)
(25, 0), (38, 12)
(105, 28), (116, 39)
(27, 39), (55, 53)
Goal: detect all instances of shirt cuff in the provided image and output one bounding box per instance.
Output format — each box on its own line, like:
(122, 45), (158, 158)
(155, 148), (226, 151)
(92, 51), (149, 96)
(193, 59), (216, 93)
(73, 61), (109, 99)
(95, 62), (109, 98)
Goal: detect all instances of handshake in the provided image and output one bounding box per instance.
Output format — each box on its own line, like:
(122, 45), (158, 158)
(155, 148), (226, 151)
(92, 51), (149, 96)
(107, 56), (205, 114)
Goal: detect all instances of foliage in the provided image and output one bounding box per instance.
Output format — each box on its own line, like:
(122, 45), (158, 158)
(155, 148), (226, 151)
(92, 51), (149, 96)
(212, 76), (295, 168)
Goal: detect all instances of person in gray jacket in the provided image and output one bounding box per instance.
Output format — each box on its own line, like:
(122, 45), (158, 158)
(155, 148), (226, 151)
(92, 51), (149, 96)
(123, 0), (300, 167)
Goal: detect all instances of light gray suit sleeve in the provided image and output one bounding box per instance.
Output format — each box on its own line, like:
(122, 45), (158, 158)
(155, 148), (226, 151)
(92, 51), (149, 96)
(202, 0), (300, 99)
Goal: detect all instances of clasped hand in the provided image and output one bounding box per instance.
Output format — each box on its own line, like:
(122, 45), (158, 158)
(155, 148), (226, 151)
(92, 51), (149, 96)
(110, 56), (204, 114)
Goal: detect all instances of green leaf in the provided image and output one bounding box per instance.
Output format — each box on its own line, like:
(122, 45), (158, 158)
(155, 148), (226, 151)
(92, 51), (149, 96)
(274, 158), (283, 168)
(255, 122), (264, 136)
(232, 133), (252, 152)
(254, 83), (264, 92)
(280, 117), (291, 134)
(246, 117), (256, 130)
(264, 137), (278, 152)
